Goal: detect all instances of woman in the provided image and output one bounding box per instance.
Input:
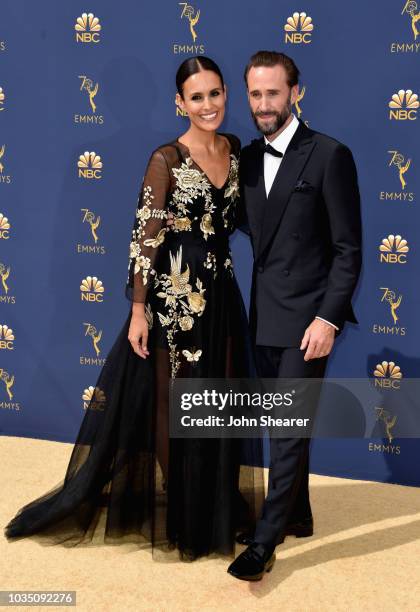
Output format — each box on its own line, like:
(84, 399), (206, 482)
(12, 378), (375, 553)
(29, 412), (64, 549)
(4, 57), (264, 561)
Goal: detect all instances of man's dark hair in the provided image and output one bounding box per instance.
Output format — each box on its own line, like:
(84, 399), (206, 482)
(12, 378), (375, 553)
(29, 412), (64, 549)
(244, 51), (300, 88)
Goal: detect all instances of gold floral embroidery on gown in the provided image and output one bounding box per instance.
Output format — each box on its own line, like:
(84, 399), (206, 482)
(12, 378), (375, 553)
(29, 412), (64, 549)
(3, 133), (264, 563)
(125, 133), (242, 379)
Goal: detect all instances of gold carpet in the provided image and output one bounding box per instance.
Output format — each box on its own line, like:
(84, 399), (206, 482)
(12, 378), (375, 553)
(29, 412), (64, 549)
(1, 436), (419, 612)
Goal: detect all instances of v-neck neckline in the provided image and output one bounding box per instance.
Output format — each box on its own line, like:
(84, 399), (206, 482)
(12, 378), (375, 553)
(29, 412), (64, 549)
(175, 135), (232, 191)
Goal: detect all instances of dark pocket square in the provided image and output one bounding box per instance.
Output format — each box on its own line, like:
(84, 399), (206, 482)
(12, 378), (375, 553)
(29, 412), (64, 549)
(293, 180), (314, 192)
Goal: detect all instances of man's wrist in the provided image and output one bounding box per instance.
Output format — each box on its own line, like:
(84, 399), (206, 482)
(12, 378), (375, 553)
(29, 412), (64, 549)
(315, 316), (339, 331)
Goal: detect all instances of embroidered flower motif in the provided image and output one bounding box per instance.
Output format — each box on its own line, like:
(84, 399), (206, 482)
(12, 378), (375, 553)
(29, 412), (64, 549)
(224, 154), (239, 200)
(173, 216), (192, 231)
(203, 252), (217, 277)
(155, 246), (207, 378)
(179, 315), (194, 331)
(127, 184), (168, 287)
(188, 291), (206, 315)
(224, 257), (234, 277)
(200, 213), (215, 240)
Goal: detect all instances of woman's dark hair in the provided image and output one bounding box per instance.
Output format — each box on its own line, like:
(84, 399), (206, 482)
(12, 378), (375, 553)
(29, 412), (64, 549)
(176, 56), (224, 98)
(244, 50), (300, 88)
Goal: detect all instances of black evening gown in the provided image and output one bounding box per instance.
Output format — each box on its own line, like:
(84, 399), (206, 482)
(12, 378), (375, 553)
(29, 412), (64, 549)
(4, 133), (264, 560)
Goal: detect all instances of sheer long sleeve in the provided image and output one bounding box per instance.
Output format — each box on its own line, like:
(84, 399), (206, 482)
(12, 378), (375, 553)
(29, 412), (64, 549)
(125, 149), (170, 303)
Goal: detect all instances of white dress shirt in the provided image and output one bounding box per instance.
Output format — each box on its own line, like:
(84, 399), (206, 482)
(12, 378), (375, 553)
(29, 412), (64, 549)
(263, 113), (339, 332)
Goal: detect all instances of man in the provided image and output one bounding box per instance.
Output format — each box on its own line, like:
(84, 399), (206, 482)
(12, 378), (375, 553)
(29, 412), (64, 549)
(226, 51), (362, 581)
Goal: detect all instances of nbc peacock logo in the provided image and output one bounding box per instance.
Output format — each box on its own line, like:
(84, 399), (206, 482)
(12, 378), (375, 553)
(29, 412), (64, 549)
(77, 151), (102, 179)
(0, 213), (10, 240)
(0, 87), (5, 111)
(75, 13), (101, 43)
(389, 89), (419, 120)
(82, 386), (106, 411)
(80, 276), (105, 302)
(373, 361), (403, 389)
(284, 12), (314, 44)
(379, 234), (409, 263)
(0, 325), (14, 350)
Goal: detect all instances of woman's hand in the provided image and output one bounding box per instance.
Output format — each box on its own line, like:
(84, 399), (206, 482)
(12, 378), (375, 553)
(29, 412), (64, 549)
(128, 306), (150, 359)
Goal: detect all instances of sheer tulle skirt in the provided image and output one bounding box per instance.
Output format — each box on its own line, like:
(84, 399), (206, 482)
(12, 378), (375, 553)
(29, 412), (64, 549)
(4, 272), (264, 561)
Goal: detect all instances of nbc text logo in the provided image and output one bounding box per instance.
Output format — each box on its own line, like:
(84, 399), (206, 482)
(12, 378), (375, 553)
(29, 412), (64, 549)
(0, 325), (14, 350)
(80, 276), (104, 302)
(176, 98), (188, 117)
(389, 89), (419, 120)
(373, 361), (402, 389)
(82, 386), (106, 411)
(284, 12), (313, 44)
(78, 152), (102, 179)
(75, 13), (101, 43)
(379, 234), (409, 263)
(0, 213), (10, 239)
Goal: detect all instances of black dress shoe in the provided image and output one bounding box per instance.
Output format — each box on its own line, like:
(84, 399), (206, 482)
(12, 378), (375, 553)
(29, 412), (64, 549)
(227, 543), (276, 581)
(236, 517), (314, 546)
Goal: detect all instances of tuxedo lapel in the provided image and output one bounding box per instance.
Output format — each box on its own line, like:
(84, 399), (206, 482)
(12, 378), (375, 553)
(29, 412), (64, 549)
(256, 121), (315, 263)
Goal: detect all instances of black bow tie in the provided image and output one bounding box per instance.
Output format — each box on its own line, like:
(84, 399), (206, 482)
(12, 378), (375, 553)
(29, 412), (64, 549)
(261, 141), (284, 158)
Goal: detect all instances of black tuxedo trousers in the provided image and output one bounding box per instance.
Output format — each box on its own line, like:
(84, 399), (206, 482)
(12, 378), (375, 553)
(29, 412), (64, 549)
(253, 344), (328, 550)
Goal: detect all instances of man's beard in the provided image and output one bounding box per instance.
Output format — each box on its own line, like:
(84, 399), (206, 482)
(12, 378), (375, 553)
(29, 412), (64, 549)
(251, 95), (292, 136)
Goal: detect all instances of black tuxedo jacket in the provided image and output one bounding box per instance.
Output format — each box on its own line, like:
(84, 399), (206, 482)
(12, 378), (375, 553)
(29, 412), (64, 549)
(238, 119), (362, 347)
